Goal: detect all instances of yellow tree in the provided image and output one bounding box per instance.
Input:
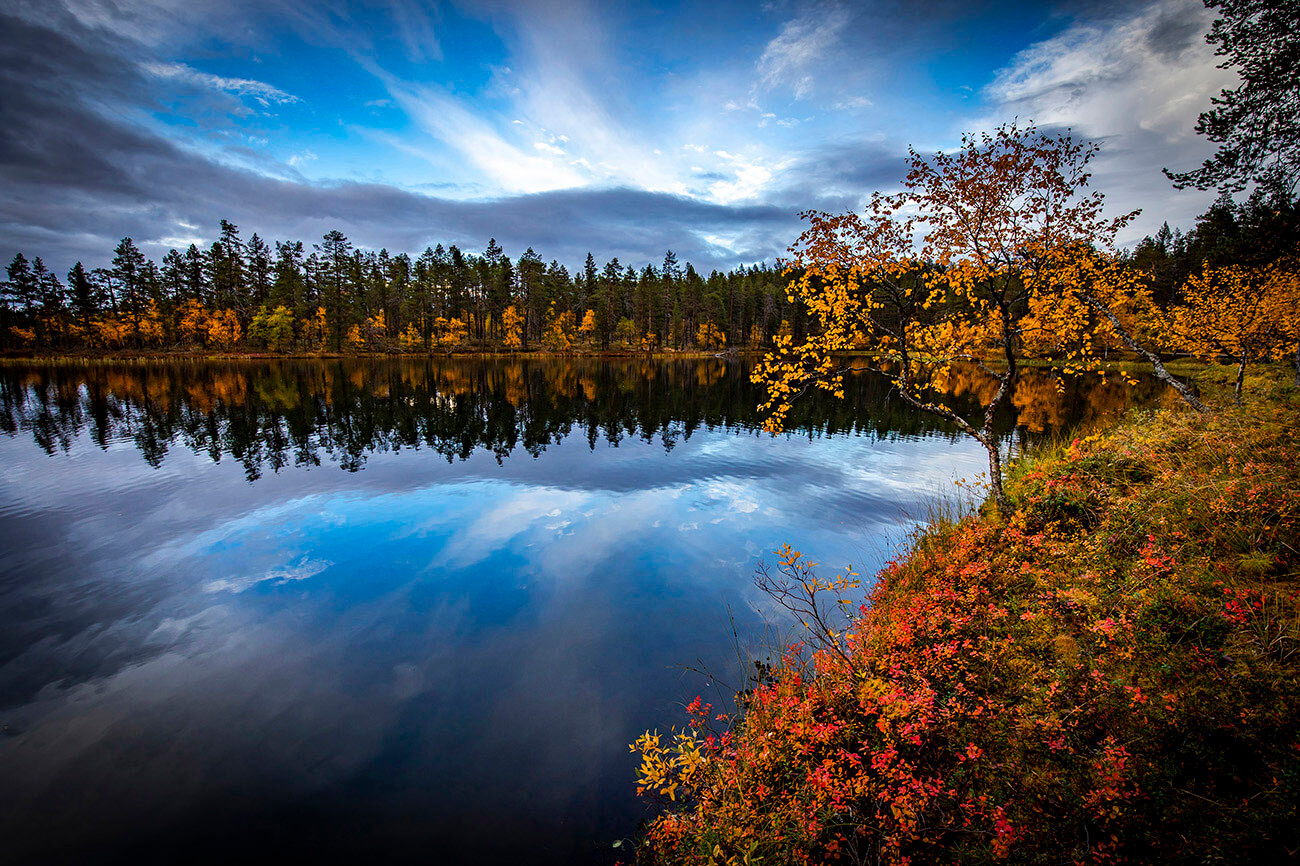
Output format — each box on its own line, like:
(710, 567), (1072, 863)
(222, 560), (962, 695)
(364, 310), (388, 351)
(1172, 260), (1300, 403)
(501, 304), (524, 350)
(434, 315), (467, 349)
(578, 308), (597, 345)
(138, 301), (165, 346)
(178, 300), (210, 346)
(696, 321), (726, 349)
(345, 324), (365, 352)
(398, 323), (422, 352)
(542, 306), (576, 351)
(756, 123), (1140, 509)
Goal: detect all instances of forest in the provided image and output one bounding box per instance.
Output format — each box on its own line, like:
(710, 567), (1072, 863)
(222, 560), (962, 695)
(0, 230), (803, 354)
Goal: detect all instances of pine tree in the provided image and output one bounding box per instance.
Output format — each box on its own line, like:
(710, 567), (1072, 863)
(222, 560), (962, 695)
(111, 237), (147, 341)
(67, 262), (97, 327)
(316, 229), (354, 352)
(1165, 0), (1300, 195)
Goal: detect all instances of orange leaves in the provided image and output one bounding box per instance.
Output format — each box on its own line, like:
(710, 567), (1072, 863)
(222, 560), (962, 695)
(207, 309), (241, 348)
(178, 299), (209, 345)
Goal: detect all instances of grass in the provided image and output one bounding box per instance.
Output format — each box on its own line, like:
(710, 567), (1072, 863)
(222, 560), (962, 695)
(631, 364), (1300, 865)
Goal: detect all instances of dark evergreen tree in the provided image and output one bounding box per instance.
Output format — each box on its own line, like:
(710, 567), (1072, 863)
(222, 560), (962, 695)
(316, 229), (354, 352)
(111, 237), (147, 340)
(1165, 0), (1300, 196)
(68, 262), (97, 327)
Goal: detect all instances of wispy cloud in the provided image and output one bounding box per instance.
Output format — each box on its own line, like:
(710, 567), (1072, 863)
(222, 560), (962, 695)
(204, 557), (331, 593)
(382, 79), (589, 195)
(143, 61), (299, 107)
(985, 0), (1225, 141)
(756, 3), (851, 100)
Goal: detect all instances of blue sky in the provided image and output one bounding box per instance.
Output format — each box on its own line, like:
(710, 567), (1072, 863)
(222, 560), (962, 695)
(1, 0), (1233, 273)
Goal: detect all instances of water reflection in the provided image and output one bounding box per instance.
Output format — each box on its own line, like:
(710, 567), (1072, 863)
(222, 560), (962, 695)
(0, 358), (1154, 478)
(0, 358), (1154, 865)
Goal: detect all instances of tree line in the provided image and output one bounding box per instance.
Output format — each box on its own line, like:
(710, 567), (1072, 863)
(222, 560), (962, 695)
(2, 190), (1295, 362)
(1, 227), (807, 354)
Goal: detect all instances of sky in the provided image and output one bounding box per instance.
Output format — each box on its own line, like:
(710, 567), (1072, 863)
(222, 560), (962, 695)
(1, 0), (1236, 275)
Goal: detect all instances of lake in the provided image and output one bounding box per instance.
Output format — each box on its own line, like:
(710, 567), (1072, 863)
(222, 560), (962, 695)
(0, 357), (1153, 865)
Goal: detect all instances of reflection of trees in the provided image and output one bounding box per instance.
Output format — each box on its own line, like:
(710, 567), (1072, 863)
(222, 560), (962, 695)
(0, 359), (1153, 481)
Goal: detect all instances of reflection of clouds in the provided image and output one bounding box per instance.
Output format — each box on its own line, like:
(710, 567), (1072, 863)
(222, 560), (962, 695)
(700, 478), (760, 514)
(437, 486), (592, 569)
(203, 557), (332, 594)
(0, 410), (1001, 862)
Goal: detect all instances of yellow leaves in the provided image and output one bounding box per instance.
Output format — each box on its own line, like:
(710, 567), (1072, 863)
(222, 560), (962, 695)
(696, 321), (727, 349)
(501, 304), (524, 350)
(178, 299), (210, 344)
(298, 306), (328, 351)
(436, 316), (468, 348)
(542, 306), (577, 351)
(398, 323), (422, 351)
(1172, 261), (1299, 362)
(631, 728), (708, 802)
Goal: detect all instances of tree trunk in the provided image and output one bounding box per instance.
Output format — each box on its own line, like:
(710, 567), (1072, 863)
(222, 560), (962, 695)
(1293, 342), (1299, 389)
(1234, 354), (1247, 406)
(984, 436), (1008, 513)
(1081, 292), (1211, 414)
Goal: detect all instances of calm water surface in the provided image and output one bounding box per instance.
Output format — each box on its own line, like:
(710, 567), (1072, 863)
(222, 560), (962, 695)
(0, 358), (1150, 865)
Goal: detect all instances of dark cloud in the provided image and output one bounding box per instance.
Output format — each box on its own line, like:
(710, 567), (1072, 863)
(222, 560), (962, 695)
(1144, 5), (1207, 62)
(0, 7), (801, 275)
(769, 138), (909, 212)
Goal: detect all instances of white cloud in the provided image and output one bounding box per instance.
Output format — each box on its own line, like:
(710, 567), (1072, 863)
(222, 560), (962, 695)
(383, 79), (589, 195)
(832, 95), (872, 110)
(984, 0), (1226, 142)
(756, 3), (851, 100)
(142, 61), (299, 107)
(204, 557), (331, 594)
(980, 0), (1236, 239)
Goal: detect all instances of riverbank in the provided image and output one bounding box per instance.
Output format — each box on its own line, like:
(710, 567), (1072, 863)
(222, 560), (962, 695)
(632, 364), (1300, 864)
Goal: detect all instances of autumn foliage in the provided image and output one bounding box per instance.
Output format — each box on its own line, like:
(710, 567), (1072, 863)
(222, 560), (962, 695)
(753, 123), (1149, 508)
(633, 373), (1300, 864)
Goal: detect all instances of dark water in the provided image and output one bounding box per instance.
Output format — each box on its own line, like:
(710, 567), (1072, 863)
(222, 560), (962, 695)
(0, 358), (1153, 865)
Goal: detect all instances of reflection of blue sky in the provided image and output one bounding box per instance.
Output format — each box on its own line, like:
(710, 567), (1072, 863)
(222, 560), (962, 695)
(0, 425), (986, 863)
